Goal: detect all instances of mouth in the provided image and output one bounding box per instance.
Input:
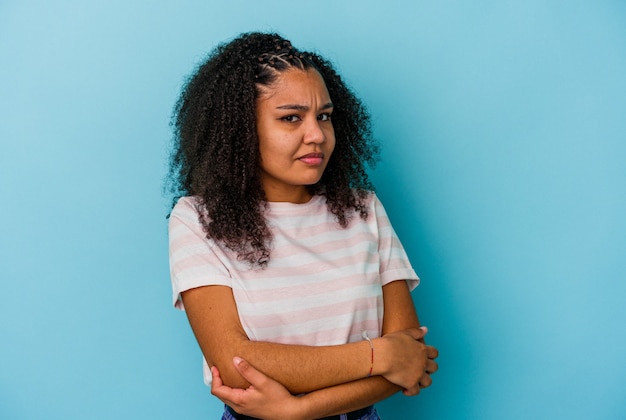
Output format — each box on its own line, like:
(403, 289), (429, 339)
(298, 152), (324, 166)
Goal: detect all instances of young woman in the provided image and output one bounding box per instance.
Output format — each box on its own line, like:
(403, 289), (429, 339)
(167, 32), (438, 420)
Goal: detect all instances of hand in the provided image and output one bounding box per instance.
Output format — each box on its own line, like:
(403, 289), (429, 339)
(211, 357), (303, 420)
(414, 343), (439, 395)
(377, 326), (436, 396)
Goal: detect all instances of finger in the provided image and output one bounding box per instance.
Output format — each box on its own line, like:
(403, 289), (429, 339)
(426, 345), (439, 359)
(419, 373), (433, 389)
(232, 357), (269, 387)
(406, 326), (428, 341)
(416, 326), (428, 338)
(211, 366), (238, 403)
(417, 326), (429, 343)
(403, 385), (421, 397)
(425, 359), (438, 374)
(211, 366), (224, 388)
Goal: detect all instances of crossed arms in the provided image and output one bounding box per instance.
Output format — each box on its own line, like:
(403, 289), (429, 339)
(181, 279), (438, 419)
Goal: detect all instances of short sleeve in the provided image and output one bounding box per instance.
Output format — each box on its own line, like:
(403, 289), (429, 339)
(168, 197), (232, 310)
(373, 195), (420, 291)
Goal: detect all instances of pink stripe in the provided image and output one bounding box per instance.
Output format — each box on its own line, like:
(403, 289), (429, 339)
(271, 231), (375, 257)
(240, 295), (379, 327)
(235, 270), (378, 303)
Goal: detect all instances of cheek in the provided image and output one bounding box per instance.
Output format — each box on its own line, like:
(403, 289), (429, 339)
(327, 129), (336, 153)
(258, 134), (291, 167)
(258, 138), (277, 169)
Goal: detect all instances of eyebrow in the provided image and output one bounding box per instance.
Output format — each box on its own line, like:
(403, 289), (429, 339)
(275, 102), (334, 111)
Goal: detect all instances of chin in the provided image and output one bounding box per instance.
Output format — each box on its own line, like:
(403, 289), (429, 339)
(303, 176), (324, 186)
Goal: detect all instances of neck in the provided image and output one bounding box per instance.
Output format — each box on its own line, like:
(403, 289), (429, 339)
(264, 186), (312, 204)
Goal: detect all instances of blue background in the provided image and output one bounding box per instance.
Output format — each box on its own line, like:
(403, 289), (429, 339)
(1, 1), (625, 419)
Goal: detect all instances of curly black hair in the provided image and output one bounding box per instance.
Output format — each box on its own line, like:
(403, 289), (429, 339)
(167, 32), (379, 267)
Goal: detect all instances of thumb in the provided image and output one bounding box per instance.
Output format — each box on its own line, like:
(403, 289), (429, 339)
(407, 326), (428, 340)
(232, 357), (268, 386)
(417, 326), (428, 343)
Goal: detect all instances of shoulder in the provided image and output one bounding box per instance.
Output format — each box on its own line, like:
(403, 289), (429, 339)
(168, 196), (208, 233)
(170, 196), (203, 218)
(358, 191), (393, 226)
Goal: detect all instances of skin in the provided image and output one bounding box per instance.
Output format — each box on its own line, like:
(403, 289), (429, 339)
(180, 67), (439, 419)
(255, 68), (336, 203)
(209, 281), (439, 420)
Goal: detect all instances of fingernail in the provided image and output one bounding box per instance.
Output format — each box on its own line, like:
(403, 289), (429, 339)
(420, 326), (428, 333)
(233, 356), (243, 366)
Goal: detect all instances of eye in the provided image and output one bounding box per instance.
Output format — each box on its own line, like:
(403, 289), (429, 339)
(281, 115), (301, 123)
(318, 113), (332, 121)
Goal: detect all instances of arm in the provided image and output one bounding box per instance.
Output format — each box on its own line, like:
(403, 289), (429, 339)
(293, 279), (431, 417)
(280, 280), (439, 417)
(212, 361), (397, 420)
(181, 282), (428, 395)
(210, 280), (439, 419)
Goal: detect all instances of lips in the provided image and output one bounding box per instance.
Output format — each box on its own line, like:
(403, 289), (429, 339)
(298, 152), (324, 165)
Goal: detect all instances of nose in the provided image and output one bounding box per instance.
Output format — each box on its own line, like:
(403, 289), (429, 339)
(303, 119), (325, 144)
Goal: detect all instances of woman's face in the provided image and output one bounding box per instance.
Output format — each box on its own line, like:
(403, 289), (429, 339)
(255, 68), (335, 203)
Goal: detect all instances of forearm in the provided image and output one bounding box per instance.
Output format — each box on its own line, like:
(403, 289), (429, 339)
(215, 337), (387, 395)
(183, 285), (394, 395)
(183, 282), (427, 395)
(296, 376), (400, 419)
(208, 280), (437, 420)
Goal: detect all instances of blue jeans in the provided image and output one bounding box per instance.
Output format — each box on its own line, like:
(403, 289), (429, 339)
(222, 405), (381, 420)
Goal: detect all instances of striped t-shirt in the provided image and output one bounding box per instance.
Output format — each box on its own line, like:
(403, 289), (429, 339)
(169, 192), (419, 385)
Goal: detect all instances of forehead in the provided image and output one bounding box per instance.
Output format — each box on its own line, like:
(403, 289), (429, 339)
(256, 68), (330, 102)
